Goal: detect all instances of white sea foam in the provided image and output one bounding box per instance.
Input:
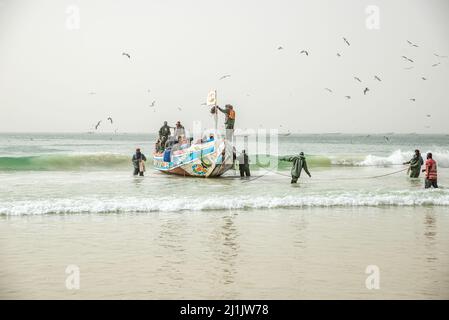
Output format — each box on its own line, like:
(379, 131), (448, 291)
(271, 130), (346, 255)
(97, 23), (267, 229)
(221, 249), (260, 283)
(357, 149), (449, 167)
(1, 190), (448, 215)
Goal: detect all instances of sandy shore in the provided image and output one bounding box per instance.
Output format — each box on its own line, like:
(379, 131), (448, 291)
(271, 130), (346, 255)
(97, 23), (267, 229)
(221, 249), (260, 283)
(1, 206), (448, 299)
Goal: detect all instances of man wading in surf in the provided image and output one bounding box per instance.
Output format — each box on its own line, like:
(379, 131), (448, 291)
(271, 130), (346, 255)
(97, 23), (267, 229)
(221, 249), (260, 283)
(403, 149), (424, 178)
(132, 148), (147, 176)
(283, 152), (311, 183)
(423, 152), (438, 189)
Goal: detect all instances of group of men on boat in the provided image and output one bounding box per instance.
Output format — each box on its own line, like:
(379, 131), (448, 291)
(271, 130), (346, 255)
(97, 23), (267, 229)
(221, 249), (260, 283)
(156, 120), (187, 152)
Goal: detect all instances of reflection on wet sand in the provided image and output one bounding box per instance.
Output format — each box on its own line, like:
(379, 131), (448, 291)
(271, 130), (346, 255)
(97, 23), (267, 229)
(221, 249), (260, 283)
(219, 213), (239, 286)
(424, 210), (438, 264)
(154, 215), (187, 291)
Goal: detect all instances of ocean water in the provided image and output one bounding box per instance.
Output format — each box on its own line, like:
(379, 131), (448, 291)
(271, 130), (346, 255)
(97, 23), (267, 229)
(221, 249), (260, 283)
(0, 133), (448, 215)
(1, 133), (449, 299)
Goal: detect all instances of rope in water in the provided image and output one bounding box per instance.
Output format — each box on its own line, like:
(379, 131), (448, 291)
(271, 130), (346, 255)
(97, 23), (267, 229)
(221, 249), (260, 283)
(242, 165), (410, 182)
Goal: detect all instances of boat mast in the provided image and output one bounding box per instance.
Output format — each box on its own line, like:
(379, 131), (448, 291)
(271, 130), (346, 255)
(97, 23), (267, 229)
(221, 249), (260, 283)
(214, 90), (218, 131)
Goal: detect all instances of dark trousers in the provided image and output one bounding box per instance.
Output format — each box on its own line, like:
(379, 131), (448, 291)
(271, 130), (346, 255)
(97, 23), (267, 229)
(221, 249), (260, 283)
(409, 170), (420, 178)
(133, 168), (144, 176)
(239, 164), (250, 177)
(425, 179), (438, 189)
(225, 128), (234, 142)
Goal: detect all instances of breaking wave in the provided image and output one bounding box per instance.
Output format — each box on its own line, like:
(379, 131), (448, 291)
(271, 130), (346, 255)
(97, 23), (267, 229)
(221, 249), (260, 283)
(1, 149), (448, 171)
(1, 190), (449, 215)
(356, 149), (449, 167)
(271, 149), (449, 169)
(0, 153), (129, 171)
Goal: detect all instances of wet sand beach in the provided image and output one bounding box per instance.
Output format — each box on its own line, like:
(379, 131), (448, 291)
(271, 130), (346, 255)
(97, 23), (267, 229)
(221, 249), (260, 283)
(1, 206), (448, 299)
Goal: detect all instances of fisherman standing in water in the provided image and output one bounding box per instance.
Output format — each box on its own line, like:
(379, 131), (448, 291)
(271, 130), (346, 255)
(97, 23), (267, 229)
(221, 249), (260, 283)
(132, 148), (147, 176)
(238, 149), (251, 177)
(217, 104), (236, 141)
(285, 152), (311, 183)
(422, 152), (438, 188)
(403, 149), (424, 178)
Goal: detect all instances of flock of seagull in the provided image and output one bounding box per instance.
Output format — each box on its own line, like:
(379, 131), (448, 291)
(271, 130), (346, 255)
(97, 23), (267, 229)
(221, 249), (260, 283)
(88, 39), (446, 133)
(280, 37), (446, 124)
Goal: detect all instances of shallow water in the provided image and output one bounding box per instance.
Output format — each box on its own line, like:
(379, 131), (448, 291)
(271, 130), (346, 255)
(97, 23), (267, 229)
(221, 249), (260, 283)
(0, 133), (448, 298)
(0, 133), (448, 215)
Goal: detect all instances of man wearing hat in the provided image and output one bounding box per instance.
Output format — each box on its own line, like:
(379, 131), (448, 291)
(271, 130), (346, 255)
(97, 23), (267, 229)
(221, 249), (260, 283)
(217, 104), (236, 141)
(132, 148), (147, 176)
(284, 152), (311, 183)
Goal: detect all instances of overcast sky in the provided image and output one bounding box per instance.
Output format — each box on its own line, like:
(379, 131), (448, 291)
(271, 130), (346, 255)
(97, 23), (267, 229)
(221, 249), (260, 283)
(0, 0), (448, 133)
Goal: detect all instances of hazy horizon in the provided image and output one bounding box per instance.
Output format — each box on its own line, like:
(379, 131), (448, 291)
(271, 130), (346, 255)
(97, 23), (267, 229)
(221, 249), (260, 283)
(1, 130), (449, 135)
(1, 0), (448, 134)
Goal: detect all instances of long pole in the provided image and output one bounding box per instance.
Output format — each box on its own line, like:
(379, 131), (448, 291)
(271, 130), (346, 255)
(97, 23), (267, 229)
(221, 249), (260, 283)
(214, 90), (218, 131)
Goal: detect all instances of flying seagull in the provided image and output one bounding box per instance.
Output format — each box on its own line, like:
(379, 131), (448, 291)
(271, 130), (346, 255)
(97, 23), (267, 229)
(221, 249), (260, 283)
(363, 87), (369, 95)
(432, 62), (441, 67)
(107, 117), (113, 124)
(122, 52), (131, 59)
(277, 46), (283, 50)
(402, 56), (414, 63)
(177, 107), (182, 111)
(336, 53), (341, 57)
(404, 66), (414, 70)
(88, 92), (96, 95)
(345, 95), (351, 99)
(299, 50), (309, 56)
(149, 100), (156, 107)
(343, 37), (350, 46)
(374, 75), (381, 81)
(384, 136), (390, 142)
(426, 114), (431, 117)
(407, 40), (419, 47)
(95, 121), (102, 130)
(410, 98), (416, 102)
(354, 77), (362, 83)
(434, 53), (448, 58)
(200, 102), (207, 106)
(219, 74), (231, 80)
(421, 77), (427, 80)
(324, 88), (333, 93)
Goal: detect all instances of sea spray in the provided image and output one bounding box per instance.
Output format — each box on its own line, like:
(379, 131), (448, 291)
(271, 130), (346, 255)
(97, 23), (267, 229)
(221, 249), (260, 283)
(2, 189), (449, 215)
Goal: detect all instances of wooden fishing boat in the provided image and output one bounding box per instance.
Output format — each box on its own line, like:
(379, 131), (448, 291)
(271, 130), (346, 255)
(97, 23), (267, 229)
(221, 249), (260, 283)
(153, 137), (234, 177)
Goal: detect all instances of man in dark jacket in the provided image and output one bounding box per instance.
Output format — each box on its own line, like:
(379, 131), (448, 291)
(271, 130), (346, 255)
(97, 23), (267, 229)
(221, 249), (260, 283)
(132, 148), (147, 176)
(403, 149), (424, 178)
(285, 152), (311, 183)
(159, 121), (171, 150)
(237, 150), (250, 177)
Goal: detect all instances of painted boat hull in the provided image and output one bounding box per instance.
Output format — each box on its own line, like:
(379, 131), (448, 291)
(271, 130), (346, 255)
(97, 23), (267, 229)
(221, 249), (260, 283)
(153, 139), (234, 177)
